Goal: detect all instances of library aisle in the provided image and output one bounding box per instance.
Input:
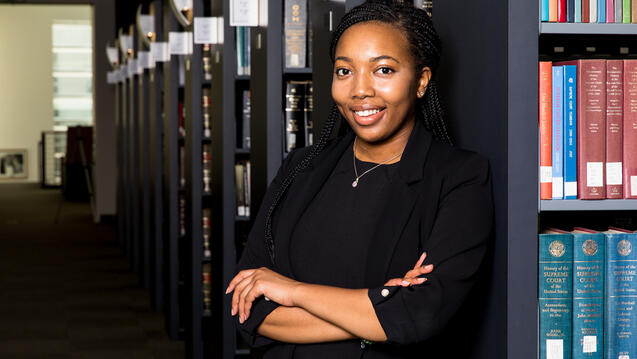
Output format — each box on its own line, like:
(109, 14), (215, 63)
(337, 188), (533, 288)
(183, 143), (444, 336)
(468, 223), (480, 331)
(0, 184), (184, 359)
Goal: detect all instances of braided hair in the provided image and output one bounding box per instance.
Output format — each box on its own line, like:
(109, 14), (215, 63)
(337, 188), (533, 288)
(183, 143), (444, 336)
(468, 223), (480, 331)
(263, 0), (452, 264)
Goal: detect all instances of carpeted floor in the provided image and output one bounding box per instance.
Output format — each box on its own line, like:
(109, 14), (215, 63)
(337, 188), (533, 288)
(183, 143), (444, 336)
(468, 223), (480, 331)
(0, 183), (184, 359)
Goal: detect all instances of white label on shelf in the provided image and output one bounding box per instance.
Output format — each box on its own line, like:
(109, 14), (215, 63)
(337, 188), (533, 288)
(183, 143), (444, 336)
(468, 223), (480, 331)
(194, 17), (218, 44)
(238, 206), (246, 217)
(582, 335), (597, 353)
(106, 46), (118, 64)
(259, 0), (268, 26)
(169, 32), (192, 55)
(546, 339), (563, 359)
(552, 177), (563, 199)
(565, 181), (577, 197)
(172, 0), (193, 12)
(230, 0), (259, 26)
(217, 17), (224, 44)
(138, 14), (155, 36)
(632, 176), (637, 196)
(587, 162), (603, 187)
(607, 162), (623, 185)
(138, 51), (153, 69)
(106, 71), (115, 84)
(151, 42), (170, 62)
(540, 166), (552, 184)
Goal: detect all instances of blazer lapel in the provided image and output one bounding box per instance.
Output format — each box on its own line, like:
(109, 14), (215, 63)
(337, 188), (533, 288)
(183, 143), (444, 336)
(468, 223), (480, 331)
(273, 131), (355, 276)
(364, 122), (433, 286)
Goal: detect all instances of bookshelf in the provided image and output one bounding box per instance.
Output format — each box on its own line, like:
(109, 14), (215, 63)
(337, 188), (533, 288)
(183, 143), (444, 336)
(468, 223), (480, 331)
(540, 199), (637, 211)
(540, 22), (637, 34)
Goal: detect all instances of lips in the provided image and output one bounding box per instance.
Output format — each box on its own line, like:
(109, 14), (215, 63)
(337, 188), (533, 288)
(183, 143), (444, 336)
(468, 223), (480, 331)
(351, 107), (386, 126)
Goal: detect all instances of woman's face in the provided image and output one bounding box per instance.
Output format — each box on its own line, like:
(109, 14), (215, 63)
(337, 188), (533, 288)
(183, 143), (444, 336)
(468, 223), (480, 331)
(332, 21), (429, 144)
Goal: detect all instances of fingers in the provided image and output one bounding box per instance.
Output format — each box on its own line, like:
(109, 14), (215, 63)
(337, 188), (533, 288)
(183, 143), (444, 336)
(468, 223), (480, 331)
(226, 269), (256, 294)
(384, 277), (428, 287)
(231, 275), (255, 316)
(238, 281), (254, 324)
(413, 252), (427, 269)
(384, 278), (404, 286)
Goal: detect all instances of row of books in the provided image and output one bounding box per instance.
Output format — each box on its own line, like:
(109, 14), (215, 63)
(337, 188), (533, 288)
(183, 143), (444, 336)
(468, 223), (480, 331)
(238, 90), (250, 150)
(541, 0), (637, 22)
(284, 0), (311, 69)
(203, 262), (211, 317)
(234, 160), (251, 217)
(236, 27), (251, 76)
(538, 227), (637, 359)
(285, 80), (313, 152)
(538, 60), (637, 200)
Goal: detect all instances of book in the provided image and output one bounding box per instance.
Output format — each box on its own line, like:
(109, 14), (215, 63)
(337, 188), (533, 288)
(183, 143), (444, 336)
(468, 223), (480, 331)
(606, 60), (623, 199)
(633, 0), (637, 22)
(559, 0), (568, 21)
(553, 66), (565, 199)
(304, 81), (314, 147)
(623, 0), (630, 22)
(591, 0), (598, 22)
(598, 0), (606, 21)
(604, 228), (637, 359)
(576, 0), (583, 21)
(202, 208), (211, 259)
(203, 144), (212, 194)
(202, 43), (212, 80)
(202, 88), (211, 139)
(571, 228), (604, 359)
(539, 229), (573, 359)
(284, 0), (307, 68)
(285, 81), (305, 152)
(245, 160), (251, 217)
(241, 90), (251, 149)
(203, 263), (212, 316)
(615, 0), (623, 22)
(568, 0), (576, 21)
(178, 101), (186, 138)
(540, 62), (553, 200)
(551, 0), (559, 21)
(244, 27), (251, 75)
(544, 0), (551, 21)
(235, 162), (246, 216)
(583, 0), (591, 22)
(608, 0), (615, 21)
(563, 65), (578, 199)
(179, 145), (185, 189)
(624, 60), (637, 198)
(236, 27), (244, 76)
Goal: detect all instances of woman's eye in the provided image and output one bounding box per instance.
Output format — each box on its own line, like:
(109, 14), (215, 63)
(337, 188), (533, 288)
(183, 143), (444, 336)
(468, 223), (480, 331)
(377, 67), (394, 75)
(336, 68), (350, 76)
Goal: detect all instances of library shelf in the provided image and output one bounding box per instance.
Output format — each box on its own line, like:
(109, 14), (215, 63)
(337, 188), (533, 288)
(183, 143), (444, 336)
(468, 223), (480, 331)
(540, 22), (637, 35)
(540, 199), (637, 211)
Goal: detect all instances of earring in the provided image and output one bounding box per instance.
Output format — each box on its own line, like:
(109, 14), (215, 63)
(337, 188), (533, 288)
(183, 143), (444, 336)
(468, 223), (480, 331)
(417, 90), (424, 97)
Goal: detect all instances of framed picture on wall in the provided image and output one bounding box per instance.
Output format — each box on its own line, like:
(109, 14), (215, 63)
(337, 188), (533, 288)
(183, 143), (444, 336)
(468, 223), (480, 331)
(0, 149), (27, 179)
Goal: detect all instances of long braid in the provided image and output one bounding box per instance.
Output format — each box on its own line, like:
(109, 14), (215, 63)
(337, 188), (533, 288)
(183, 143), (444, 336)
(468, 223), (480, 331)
(263, 0), (451, 265)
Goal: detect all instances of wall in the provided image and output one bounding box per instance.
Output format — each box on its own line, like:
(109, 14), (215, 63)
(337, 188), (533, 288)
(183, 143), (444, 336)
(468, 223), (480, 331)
(0, 4), (91, 183)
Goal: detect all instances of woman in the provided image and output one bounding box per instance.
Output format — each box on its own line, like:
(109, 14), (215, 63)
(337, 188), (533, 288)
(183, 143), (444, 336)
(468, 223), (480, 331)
(226, 0), (493, 357)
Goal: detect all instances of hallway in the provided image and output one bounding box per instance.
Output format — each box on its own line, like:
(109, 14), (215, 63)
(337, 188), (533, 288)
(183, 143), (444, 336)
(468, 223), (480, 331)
(0, 184), (184, 358)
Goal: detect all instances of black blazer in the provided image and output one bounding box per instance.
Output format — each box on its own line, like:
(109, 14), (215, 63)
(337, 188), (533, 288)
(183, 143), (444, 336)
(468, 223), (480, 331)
(232, 121), (494, 358)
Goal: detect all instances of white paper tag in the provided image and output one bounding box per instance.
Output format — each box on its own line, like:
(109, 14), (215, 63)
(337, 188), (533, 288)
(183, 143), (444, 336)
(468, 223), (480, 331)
(194, 17), (218, 44)
(606, 162), (623, 185)
(546, 339), (563, 359)
(173, 0), (193, 11)
(230, 0), (259, 26)
(587, 162), (604, 188)
(119, 34), (133, 53)
(632, 176), (637, 196)
(619, 355), (629, 359)
(565, 181), (577, 197)
(541, 166), (552, 183)
(138, 14), (155, 36)
(169, 32), (193, 55)
(106, 46), (118, 64)
(217, 17), (224, 44)
(552, 177), (564, 199)
(582, 335), (597, 353)
(138, 51), (153, 69)
(106, 71), (115, 84)
(151, 42), (170, 62)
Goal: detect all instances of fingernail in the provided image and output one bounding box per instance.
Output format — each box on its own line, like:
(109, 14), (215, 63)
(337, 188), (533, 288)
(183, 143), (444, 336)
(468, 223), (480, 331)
(401, 280), (410, 286)
(231, 308), (236, 316)
(225, 287), (230, 294)
(425, 264), (433, 270)
(417, 277), (426, 283)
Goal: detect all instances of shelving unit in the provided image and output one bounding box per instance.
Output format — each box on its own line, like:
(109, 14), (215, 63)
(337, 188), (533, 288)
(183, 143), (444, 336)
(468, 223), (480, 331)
(540, 200), (637, 211)
(540, 22), (637, 34)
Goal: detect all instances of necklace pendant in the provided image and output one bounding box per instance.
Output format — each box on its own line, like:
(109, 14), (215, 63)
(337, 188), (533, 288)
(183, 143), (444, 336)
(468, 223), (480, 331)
(352, 179), (358, 188)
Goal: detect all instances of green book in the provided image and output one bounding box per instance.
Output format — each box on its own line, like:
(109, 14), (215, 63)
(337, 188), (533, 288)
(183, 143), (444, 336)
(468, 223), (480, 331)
(623, 0), (631, 23)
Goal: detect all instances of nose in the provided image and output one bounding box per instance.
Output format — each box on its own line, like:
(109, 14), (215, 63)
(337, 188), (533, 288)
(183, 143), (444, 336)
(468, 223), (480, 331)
(351, 72), (374, 99)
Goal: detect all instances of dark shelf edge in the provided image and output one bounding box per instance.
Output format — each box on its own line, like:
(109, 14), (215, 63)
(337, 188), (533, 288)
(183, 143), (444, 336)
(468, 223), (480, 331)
(283, 67), (313, 74)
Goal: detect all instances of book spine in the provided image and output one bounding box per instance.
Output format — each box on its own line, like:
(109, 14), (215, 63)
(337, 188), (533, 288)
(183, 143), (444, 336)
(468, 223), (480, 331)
(202, 88), (211, 139)
(284, 0), (307, 68)
(242, 90), (251, 149)
(591, 0), (598, 22)
(179, 194), (186, 237)
(202, 208), (211, 259)
(605, 233), (637, 359)
(623, 0), (631, 22)
(553, 66), (565, 199)
(236, 27), (244, 76)
(285, 81), (305, 152)
(179, 145), (185, 189)
(568, 0), (576, 20)
(623, 60), (637, 198)
(599, 0), (606, 21)
(245, 160), (251, 217)
(572, 233), (604, 359)
(616, 0), (624, 22)
(559, 0), (568, 20)
(304, 81), (314, 147)
(576, 0), (583, 21)
(202, 263), (211, 316)
(564, 65), (578, 199)
(583, 0), (591, 21)
(235, 162), (245, 216)
(551, 0), (559, 20)
(245, 27), (251, 76)
(539, 233), (573, 359)
(203, 144), (212, 194)
(540, 62), (554, 200)
(577, 60), (606, 199)
(607, 0), (615, 21)
(633, 0), (637, 22)
(544, 0), (551, 20)
(606, 60), (623, 199)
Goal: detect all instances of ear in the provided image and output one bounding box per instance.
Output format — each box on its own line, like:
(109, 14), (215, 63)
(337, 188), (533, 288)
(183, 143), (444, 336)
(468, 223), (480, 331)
(416, 67), (432, 99)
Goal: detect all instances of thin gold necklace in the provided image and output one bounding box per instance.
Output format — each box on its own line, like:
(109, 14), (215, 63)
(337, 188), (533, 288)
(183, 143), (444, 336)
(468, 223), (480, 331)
(352, 137), (402, 188)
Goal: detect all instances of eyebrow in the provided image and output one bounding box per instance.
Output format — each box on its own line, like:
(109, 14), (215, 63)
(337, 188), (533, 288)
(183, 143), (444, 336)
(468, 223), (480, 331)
(335, 55), (400, 64)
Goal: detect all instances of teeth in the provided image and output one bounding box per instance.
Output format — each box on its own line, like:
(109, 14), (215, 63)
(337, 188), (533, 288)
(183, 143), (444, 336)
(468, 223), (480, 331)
(355, 109), (381, 117)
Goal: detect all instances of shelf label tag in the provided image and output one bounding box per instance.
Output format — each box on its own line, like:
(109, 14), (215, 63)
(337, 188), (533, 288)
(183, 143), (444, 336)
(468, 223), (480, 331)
(151, 42), (170, 62)
(169, 31), (193, 55)
(138, 51), (154, 69)
(230, 0), (259, 26)
(106, 71), (116, 84)
(194, 17), (218, 44)
(106, 46), (118, 64)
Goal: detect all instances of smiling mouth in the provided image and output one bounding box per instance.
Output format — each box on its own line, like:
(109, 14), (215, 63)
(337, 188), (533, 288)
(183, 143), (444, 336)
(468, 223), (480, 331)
(351, 107), (386, 125)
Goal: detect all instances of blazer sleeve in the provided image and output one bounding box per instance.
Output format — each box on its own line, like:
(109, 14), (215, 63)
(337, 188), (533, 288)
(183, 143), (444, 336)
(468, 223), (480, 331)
(231, 148), (305, 348)
(368, 153), (493, 345)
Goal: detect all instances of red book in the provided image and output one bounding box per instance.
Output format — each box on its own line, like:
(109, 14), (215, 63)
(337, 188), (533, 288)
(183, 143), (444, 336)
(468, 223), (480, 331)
(557, 60), (607, 199)
(558, 0), (567, 21)
(606, 60), (623, 198)
(623, 60), (637, 198)
(582, 0), (590, 22)
(539, 62), (553, 200)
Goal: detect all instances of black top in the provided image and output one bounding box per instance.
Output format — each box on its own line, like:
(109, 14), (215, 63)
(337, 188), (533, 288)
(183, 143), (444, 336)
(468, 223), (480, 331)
(289, 145), (399, 358)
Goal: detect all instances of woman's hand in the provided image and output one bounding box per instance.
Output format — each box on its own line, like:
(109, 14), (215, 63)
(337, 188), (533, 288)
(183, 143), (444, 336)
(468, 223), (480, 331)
(226, 267), (300, 324)
(384, 252), (433, 287)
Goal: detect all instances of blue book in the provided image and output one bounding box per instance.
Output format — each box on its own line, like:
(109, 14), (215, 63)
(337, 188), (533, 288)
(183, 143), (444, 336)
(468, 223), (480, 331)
(563, 65), (577, 200)
(552, 66), (564, 200)
(604, 229), (637, 359)
(598, 0), (606, 22)
(539, 230), (573, 359)
(575, 0), (583, 21)
(568, 0), (576, 21)
(572, 229), (604, 359)
(542, 0), (550, 20)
